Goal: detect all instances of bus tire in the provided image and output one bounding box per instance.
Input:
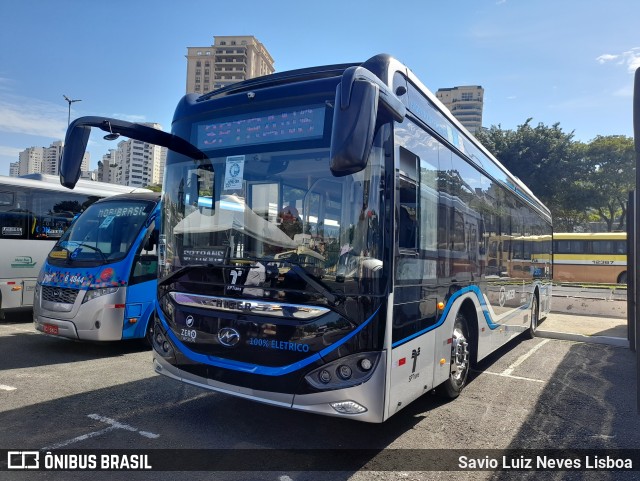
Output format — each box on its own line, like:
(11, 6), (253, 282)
(437, 313), (471, 399)
(617, 271), (627, 284)
(524, 293), (539, 340)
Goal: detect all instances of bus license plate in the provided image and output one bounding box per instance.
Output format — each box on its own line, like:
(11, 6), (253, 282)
(44, 324), (58, 335)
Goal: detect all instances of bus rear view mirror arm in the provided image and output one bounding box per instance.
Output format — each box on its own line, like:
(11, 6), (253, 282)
(330, 66), (406, 177)
(60, 116), (206, 189)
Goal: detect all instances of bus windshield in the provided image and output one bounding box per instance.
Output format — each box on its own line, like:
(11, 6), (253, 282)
(48, 198), (157, 266)
(161, 105), (387, 296)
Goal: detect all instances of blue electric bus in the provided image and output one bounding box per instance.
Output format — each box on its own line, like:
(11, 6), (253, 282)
(58, 54), (552, 422)
(33, 192), (161, 343)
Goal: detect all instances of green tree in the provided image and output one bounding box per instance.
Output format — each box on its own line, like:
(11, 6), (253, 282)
(580, 135), (635, 231)
(475, 120), (588, 231)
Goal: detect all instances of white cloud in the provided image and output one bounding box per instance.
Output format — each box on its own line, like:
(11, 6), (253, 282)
(111, 113), (147, 123)
(0, 94), (67, 139)
(0, 145), (22, 157)
(597, 48), (640, 73)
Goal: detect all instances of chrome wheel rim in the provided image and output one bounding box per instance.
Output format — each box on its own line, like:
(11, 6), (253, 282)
(451, 326), (469, 386)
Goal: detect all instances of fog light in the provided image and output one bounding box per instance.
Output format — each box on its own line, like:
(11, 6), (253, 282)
(360, 358), (373, 371)
(337, 365), (352, 380)
(162, 341), (171, 353)
(330, 401), (367, 414)
(319, 369), (331, 384)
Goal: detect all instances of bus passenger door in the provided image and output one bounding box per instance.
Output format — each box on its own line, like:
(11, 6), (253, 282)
(387, 146), (438, 417)
(123, 226), (158, 340)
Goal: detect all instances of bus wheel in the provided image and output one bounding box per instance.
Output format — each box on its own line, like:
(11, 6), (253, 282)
(437, 313), (470, 399)
(617, 271), (627, 284)
(524, 293), (539, 340)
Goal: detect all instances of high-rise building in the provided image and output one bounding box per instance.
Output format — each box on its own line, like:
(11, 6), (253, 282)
(17, 147), (43, 176)
(435, 85), (484, 134)
(109, 123), (167, 188)
(12, 141), (89, 178)
(97, 149), (117, 184)
(42, 141), (64, 175)
(185, 35), (275, 95)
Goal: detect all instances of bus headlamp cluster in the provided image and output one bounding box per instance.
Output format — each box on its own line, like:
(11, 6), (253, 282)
(305, 352), (381, 391)
(82, 287), (119, 304)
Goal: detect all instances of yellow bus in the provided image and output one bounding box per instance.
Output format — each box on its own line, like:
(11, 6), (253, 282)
(552, 232), (627, 284)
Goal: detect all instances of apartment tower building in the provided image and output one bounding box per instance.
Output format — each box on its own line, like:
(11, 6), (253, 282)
(185, 35), (275, 95)
(100, 123), (166, 188)
(435, 85), (484, 134)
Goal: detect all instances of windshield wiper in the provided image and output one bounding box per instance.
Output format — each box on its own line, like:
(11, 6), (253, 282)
(62, 242), (108, 264)
(278, 258), (342, 306)
(158, 265), (209, 288)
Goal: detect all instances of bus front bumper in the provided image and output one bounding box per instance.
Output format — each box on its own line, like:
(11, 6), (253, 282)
(33, 312), (126, 341)
(152, 351), (388, 423)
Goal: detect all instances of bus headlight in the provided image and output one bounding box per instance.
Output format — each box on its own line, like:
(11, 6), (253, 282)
(82, 287), (119, 304)
(305, 352), (381, 391)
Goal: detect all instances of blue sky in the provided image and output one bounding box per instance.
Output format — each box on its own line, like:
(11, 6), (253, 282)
(1, 0), (638, 176)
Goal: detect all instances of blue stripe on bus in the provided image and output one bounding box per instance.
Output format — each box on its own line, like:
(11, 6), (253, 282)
(391, 285), (502, 349)
(159, 306), (380, 376)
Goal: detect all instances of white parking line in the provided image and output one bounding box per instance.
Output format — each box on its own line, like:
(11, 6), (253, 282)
(481, 371), (545, 383)
(475, 339), (551, 383)
(0, 384), (17, 391)
(42, 414), (160, 450)
(502, 339), (550, 376)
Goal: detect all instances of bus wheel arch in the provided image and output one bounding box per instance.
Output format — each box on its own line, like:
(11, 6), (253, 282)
(617, 271), (627, 284)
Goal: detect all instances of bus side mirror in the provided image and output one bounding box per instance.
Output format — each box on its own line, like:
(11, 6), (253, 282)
(60, 124), (91, 189)
(329, 79), (379, 177)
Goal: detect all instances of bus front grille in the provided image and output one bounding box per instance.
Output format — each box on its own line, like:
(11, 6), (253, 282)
(41, 286), (79, 304)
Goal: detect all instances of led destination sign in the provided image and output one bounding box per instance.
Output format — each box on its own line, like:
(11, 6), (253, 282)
(194, 105), (326, 150)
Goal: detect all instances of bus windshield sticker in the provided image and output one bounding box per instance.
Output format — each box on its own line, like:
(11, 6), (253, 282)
(224, 155), (245, 191)
(99, 215), (115, 229)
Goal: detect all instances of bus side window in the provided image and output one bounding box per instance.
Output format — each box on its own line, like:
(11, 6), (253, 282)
(398, 147), (418, 250)
(0, 212), (29, 239)
(130, 225), (158, 285)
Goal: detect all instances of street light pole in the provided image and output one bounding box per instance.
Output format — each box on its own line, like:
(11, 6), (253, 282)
(63, 94), (82, 127)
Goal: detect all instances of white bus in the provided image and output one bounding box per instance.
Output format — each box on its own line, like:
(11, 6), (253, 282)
(0, 174), (149, 318)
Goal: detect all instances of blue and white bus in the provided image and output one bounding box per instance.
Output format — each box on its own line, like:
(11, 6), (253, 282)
(33, 192), (161, 343)
(58, 54), (552, 422)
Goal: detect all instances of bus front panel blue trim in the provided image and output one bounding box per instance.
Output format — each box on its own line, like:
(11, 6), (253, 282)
(156, 306), (379, 377)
